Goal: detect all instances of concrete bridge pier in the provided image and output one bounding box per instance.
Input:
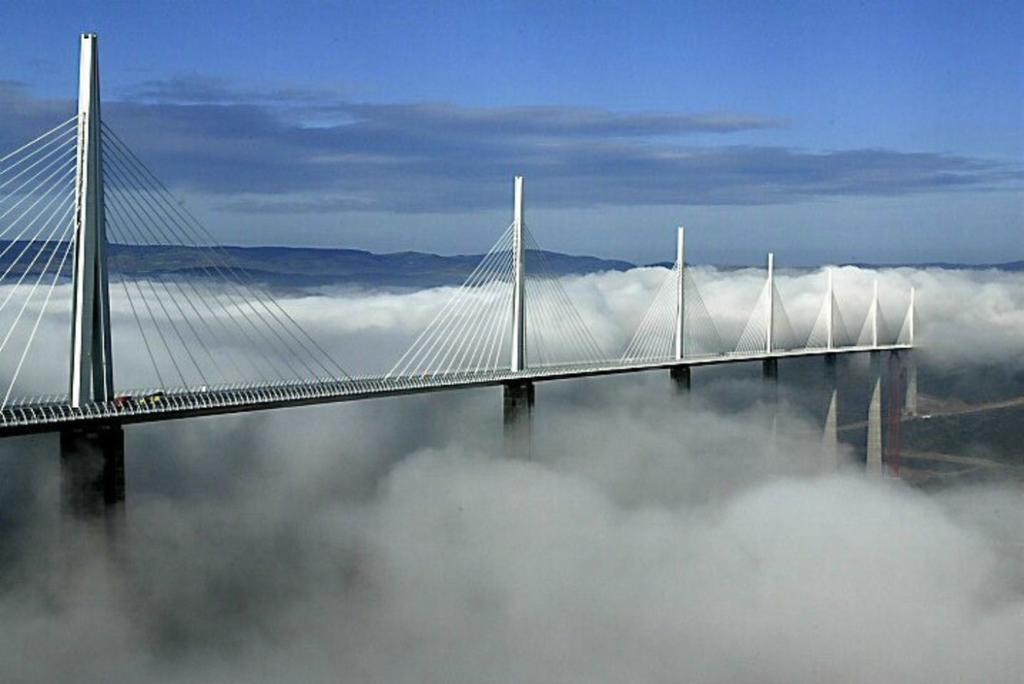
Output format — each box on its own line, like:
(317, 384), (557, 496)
(866, 375), (883, 477)
(822, 354), (839, 471)
(904, 350), (918, 416)
(60, 423), (125, 521)
(670, 366), (691, 393)
(762, 358), (779, 458)
(503, 381), (534, 458)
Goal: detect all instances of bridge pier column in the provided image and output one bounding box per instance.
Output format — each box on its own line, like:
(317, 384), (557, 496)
(60, 424), (125, 521)
(904, 350), (918, 416)
(866, 375), (883, 477)
(822, 354), (839, 471)
(762, 359), (778, 459)
(670, 366), (690, 393)
(503, 381), (534, 459)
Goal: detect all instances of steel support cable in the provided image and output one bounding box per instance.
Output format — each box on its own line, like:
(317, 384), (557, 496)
(389, 224), (513, 377)
(101, 157), (314, 383)
(523, 278), (558, 366)
(638, 280), (677, 359)
(549, 277), (606, 362)
(488, 274), (515, 372)
(525, 277), (567, 365)
(635, 276), (677, 359)
(771, 285), (798, 351)
(806, 293), (831, 349)
(0, 211), (74, 364)
(106, 202), (225, 382)
(105, 201), (232, 387)
(101, 127), (350, 380)
(0, 184), (76, 283)
(685, 270), (725, 355)
(115, 253), (200, 391)
(415, 234), (513, 375)
(2, 231), (75, 406)
(542, 274), (605, 362)
(442, 274), (508, 375)
(622, 269), (673, 360)
(106, 218), (289, 387)
(524, 229), (606, 362)
(397, 243), (508, 376)
(532, 276), (587, 365)
(104, 179), (254, 384)
(527, 278), (576, 365)
(0, 152), (76, 233)
(877, 306), (893, 345)
(473, 286), (510, 373)
(0, 128), (77, 194)
(834, 305), (851, 347)
(526, 291), (554, 366)
(0, 140), (74, 218)
(103, 149), (338, 383)
(0, 194), (75, 312)
(647, 283), (678, 357)
(104, 212), (250, 386)
(623, 266), (676, 360)
(105, 205), (212, 388)
(442, 256), (513, 374)
(524, 235), (589, 360)
(527, 275), (579, 364)
(117, 273), (167, 390)
(454, 275), (504, 373)
(101, 145), (314, 381)
(856, 304), (874, 346)
(537, 270), (599, 364)
(735, 280), (769, 353)
(105, 208), (210, 389)
(487, 285), (514, 371)
(896, 301), (913, 345)
(467, 270), (513, 372)
(0, 116), (77, 169)
(430, 245), (512, 374)
(442, 245), (512, 370)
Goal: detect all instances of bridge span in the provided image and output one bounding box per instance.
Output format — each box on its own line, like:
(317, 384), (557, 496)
(0, 35), (917, 518)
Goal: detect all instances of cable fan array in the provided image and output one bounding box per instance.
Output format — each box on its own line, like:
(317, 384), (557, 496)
(0, 115), (918, 409)
(622, 264), (913, 363)
(0, 119), (352, 406)
(0, 117), (78, 406)
(734, 277), (801, 354)
(388, 223), (605, 379)
(100, 124), (350, 392)
(621, 264), (723, 362)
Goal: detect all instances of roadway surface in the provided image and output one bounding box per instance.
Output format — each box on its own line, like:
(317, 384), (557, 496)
(0, 344), (910, 437)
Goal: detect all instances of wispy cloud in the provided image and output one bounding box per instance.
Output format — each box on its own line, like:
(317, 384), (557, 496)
(2, 77), (1020, 214)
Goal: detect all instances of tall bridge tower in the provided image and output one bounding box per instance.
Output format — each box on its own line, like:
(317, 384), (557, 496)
(504, 177), (534, 456)
(60, 34), (124, 520)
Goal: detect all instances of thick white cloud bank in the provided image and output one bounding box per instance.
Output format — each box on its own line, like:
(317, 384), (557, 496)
(282, 264), (1024, 373)
(0, 265), (1022, 683)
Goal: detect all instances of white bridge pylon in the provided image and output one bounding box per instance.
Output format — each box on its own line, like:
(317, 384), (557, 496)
(623, 240), (916, 364)
(0, 32), (916, 418)
(388, 176), (606, 379)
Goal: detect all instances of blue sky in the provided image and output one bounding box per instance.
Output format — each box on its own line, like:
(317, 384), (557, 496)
(1, 0), (1021, 264)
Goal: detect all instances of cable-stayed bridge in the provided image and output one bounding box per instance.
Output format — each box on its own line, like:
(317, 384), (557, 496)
(1, 35), (914, 514)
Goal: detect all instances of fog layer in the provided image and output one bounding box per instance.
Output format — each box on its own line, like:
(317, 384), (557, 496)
(0, 265), (1022, 683)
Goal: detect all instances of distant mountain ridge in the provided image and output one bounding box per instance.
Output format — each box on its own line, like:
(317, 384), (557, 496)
(0, 241), (1020, 288)
(105, 244), (636, 288)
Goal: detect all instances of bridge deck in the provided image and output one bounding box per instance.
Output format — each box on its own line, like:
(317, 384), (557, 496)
(0, 344), (910, 437)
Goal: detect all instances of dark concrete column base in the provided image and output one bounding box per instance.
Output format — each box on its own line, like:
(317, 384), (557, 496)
(670, 366), (691, 393)
(60, 424), (125, 520)
(502, 381), (534, 459)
